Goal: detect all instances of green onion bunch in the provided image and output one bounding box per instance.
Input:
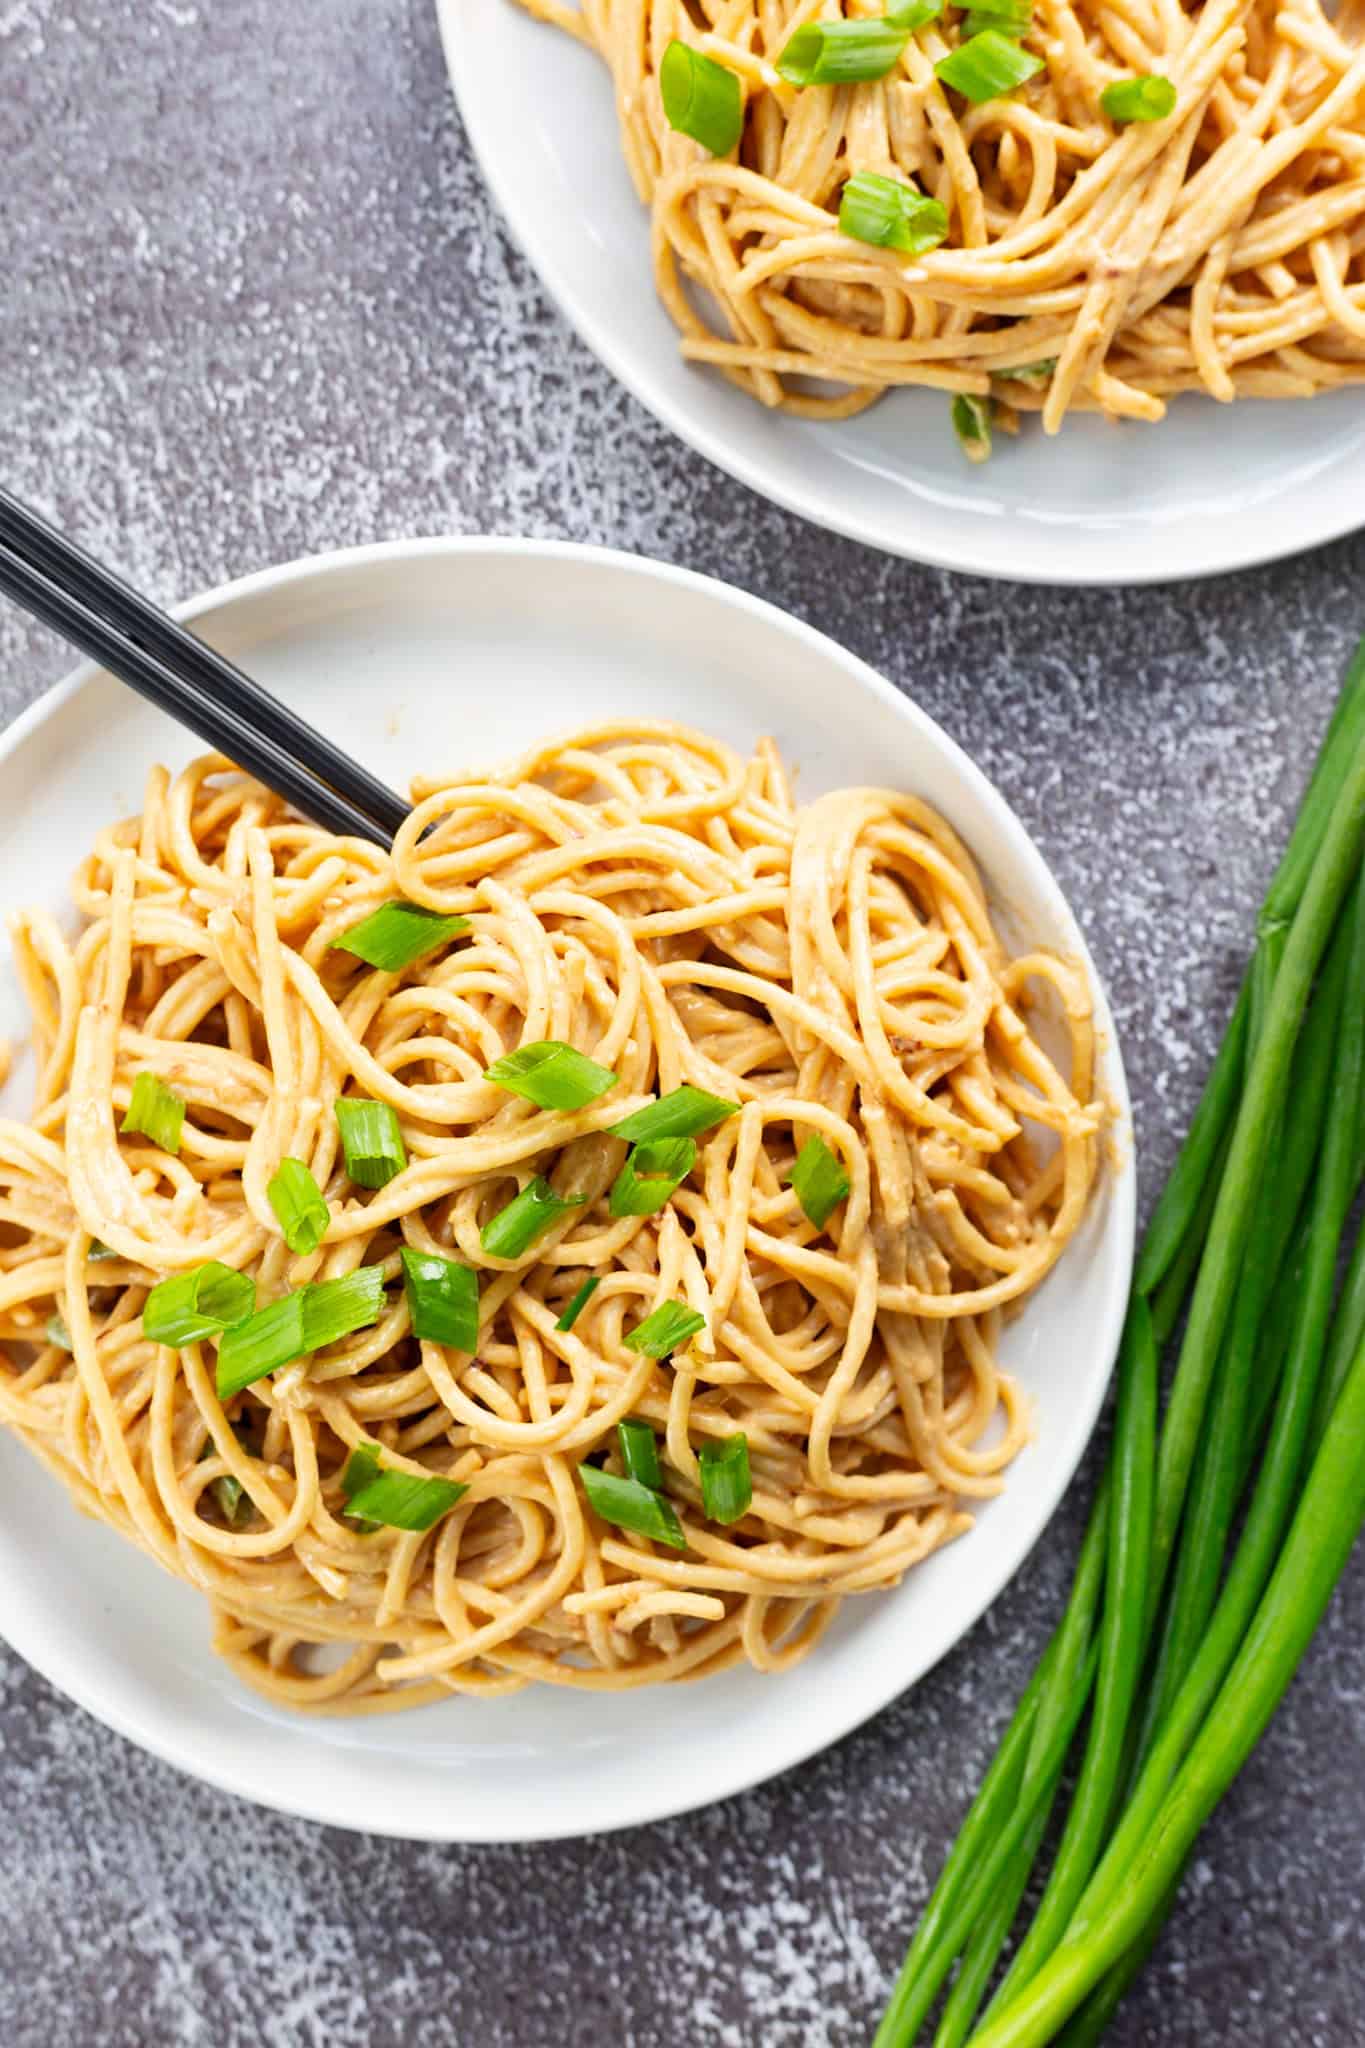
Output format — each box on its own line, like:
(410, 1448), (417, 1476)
(873, 634), (1365, 2046)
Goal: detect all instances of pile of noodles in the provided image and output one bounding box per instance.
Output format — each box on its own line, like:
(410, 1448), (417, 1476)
(0, 722), (1102, 1711)
(515, 0), (1365, 429)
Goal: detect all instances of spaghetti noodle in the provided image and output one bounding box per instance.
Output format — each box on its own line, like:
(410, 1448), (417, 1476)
(513, 0), (1365, 433)
(0, 722), (1101, 1710)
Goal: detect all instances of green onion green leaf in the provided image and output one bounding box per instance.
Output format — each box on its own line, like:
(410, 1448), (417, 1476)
(45, 1313), (72, 1352)
(555, 1275), (602, 1332)
(484, 1039), (619, 1111)
(659, 39), (744, 155)
(786, 1135), (851, 1231)
(618, 1417), (664, 1490)
(144, 1262), (256, 1347)
(267, 1158), (330, 1255)
(300, 1267), (387, 1352)
(778, 17), (909, 84)
(952, 391), (994, 462)
(1101, 72), (1176, 122)
(341, 1440), (467, 1532)
(88, 1240), (118, 1261)
(121, 1072), (186, 1154)
(964, 0), (1033, 34)
(334, 1097), (407, 1189)
(609, 1135), (696, 1218)
(607, 1083), (739, 1145)
(215, 1293), (308, 1398)
(699, 1433), (753, 1524)
(885, 0), (943, 29)
(480, 1176), (587, 1260)
(400, 1246), (479, 1350)
(331, 900), (470, 971)
(624, 1299), (707, 1359)
(580, 1463), (686, 1549)
(839, 170), (949, 256)
(935, 28), (1044, 101)
(997, 357), (1056, 387)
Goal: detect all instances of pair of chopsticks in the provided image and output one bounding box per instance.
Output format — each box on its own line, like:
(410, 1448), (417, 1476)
(0, 489), (410, 848)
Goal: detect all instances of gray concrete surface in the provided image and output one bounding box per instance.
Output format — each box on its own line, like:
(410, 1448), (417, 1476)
(2, 1), (1364, 2042)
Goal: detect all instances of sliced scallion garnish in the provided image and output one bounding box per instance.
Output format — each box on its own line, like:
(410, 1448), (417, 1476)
(607, 1083), (738, 1145)
(609, 1135), (696, 1218)
(341, 1440), (467, 1532)
(143, 1262), (256, 1347)
(659, 40), (743, 156)
(334, 1097), (407, 1190)
(778, 17), (909, 85)
(400, 1246), (479, 1350)
(699, 1433), (752, 1524)
(121, 1072), (185, 1154)
(952, 392), (994, 462)
(480, 1176), (587, 1260)
(885, 0), (943, 28)
(331, 900), (470, 971)
(45, 1313), (72, 1352)
(623, 1299), (706, 1359)
(1101, 72), (1176, 122)
(484, 1039), (619, 1111)
(997, 357), (1056, 388)
(580, 1463), (686, 1549)
(786, 1135), (852, 1232)
(964, 0), (1033, 35)
(618, 1417), (664, 1491)
(215, 1293), (308, 1398)
(839, 170), (949, 256)
(935, 28), (1044, 101)
(555, 1275), (601, 1332)
(214, 1267), (385, 1398)
(267, 1158), (331, 1255)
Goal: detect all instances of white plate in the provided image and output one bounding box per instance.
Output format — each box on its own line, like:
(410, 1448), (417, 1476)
(0, 539), (1133, 1840)
(440, 1), (1365, 585)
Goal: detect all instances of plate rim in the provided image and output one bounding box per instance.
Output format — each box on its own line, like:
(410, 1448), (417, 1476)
(437, 0), (1365, 588)
(0, 534), (1136, 1838)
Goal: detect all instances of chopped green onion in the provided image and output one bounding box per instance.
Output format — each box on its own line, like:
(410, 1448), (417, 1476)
(484, 1039), (618, 1111)
(580, 1463), (686, 1549)
(215, 1268), (385, 1397)
(839, 170), (949, 256)
(659, 40), (743, 155)
(144, 1262), (256, 1347)
(400, 1246), (479, 1350)
(786, 1135), (851, 1231)
(88, 1240), (117, 1262)
(480, 1176), (587, 1260)
(618, 1417), (664, 1490)
(778, 17), (909, 84)
(334, 1097), (407, 1189)
(699, 1433), (752, 1524)
(609, 1136), (696, 1218)
(341, 1440), (467, 1532)
(935, 28), (1044, 101)
(121, 1072), (185, 1154)
(952, 391), (994, 462)
(331, 900), (470, 971)
(216, 1293), (308, 1398)
(556, 1275), (602, 1332)
(997, 357), (1056, 387)
(885, 0), (943, 28)
(607, 1083), (739, 1145)
(1102, 72), (1176, 122)
(300, 1267), (387, 1352)
(268, 1158), (330, 1255)
(964, 0), (1032, 34)
(624, 1299), (707, 1359)
(45, 1313), (71, 1351)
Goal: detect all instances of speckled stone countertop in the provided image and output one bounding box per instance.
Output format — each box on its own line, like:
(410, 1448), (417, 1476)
(2, 3), (1365, 2043)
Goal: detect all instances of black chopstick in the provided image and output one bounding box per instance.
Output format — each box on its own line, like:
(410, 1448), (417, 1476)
(0, 489), (411, 847)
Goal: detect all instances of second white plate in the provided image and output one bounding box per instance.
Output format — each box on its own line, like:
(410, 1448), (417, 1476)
(441, 0), (1365, 585)
(0, 539), (1133, 1839)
